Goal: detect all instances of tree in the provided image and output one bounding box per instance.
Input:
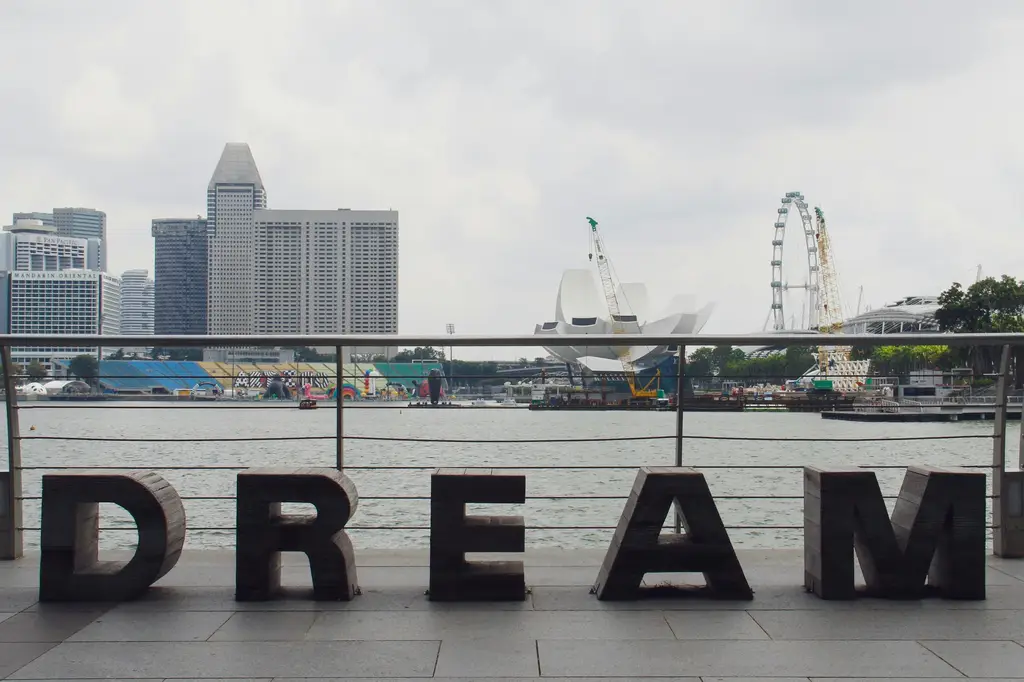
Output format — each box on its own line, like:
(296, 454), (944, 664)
(391, 346), (445, 362)
(69, 354), (100, 387)
(25, 362), (48, 382)
(936, 276), (1024, 386)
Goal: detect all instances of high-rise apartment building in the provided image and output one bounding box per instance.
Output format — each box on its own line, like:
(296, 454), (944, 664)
(151, 218), (208, 335)
(0, 219), (100, 271)
(8, 270), (121, 368)
(251, 209), (399, 334)
(206, 143), (266, 334)
(53, 208), (107, 271)
(120, 269), (154, 335)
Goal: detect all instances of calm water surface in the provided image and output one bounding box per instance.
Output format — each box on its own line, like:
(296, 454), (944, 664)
(5, 402), (1013, 550)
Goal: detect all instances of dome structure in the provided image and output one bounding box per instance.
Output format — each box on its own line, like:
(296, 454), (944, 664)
(534, 269), (714, 365)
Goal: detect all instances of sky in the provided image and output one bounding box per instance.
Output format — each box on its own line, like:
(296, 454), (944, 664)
(1, 0), (1022, 359)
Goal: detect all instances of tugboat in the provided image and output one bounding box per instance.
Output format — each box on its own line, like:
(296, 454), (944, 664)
(298, 398), (318, 410)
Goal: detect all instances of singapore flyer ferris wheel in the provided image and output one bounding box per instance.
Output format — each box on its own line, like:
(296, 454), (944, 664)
(768, 191), (823, 331)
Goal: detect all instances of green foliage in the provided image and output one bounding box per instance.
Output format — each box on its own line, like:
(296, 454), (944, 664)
(936, 275), (1024, 386)
(867, 345), (953, 376)
(391, 346), (446, 362)
(25, 362), (48, 381)
(686, 345), (816, 383)
(68, 354), (99, 386)
(295, 347), (336, 362)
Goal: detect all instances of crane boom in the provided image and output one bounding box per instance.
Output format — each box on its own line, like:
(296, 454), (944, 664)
(813, 207), (850, 373)
(587, 217), (658, 399)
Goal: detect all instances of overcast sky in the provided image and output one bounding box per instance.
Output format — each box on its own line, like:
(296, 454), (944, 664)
(1, 0), (1021, 359)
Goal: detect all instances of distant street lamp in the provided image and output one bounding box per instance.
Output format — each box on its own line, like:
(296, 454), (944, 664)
(446, 323), (455, 393)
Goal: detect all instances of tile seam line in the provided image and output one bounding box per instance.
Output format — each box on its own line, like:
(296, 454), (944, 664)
(1, 640), (59, 681)
(915, 639), (971, 677)
(987, 564), (1024, 583)
(431, 636), (441, 677)
(746, 608), (775, 640)
(535, 637), (541, 677)
(662, 609), (680, 639)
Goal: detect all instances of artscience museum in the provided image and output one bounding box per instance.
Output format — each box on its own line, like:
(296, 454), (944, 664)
(533, 269), (714, 368)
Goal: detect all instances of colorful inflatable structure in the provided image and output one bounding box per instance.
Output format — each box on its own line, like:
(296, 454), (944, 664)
(85, 360), (447, 399)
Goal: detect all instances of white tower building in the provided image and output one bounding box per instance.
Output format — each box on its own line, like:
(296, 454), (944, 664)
(206, 143), (266, 334)
(120, 268), (154, 335)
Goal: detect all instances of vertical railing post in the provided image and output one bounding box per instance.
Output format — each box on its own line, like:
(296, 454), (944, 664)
(335, 345), (344, 470)
(674, 344), (685, 468)
(0, 344), (24, 559)
(991, 344), (1024, 557)
(674, 344), (686, 533)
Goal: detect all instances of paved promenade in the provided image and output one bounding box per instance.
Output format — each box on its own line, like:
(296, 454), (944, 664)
(0, 548), (1022, 680)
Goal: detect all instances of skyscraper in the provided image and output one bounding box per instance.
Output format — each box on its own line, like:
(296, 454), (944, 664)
(151, 218), (208, 335)
(251, 209), (399, 334)
(53, 208), (107, 271)
(206, 143), (266, 334)
(8, 270), (121, 368)
(120, 269), (154, 335)
(0, 219), (100, 271)
(13, 212), (54, 227)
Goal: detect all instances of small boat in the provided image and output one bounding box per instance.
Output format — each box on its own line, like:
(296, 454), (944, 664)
(298, 399), (319, 410)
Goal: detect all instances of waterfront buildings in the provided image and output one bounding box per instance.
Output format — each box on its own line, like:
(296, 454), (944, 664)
(252, 209), (399, 335)
(151, 218), (208, 335)
(8, 270), (121, 368)
(120, 269), (154, 336)
(12, 208), (107, 271)
(0, 219), (100, 272)
(206, 143), (266, 334)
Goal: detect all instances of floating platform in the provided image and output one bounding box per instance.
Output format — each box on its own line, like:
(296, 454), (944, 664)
(822, 408), (1023, 422)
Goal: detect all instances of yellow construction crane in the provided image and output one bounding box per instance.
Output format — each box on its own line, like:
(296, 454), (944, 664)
(813, 207), (850, 373)
(586, 217), (659, 399)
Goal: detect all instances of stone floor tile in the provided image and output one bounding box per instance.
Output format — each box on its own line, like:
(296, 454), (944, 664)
(68, 609), (233, 642)
(703, 678), (810, 682)
(753, 608), (1024, 640)
(704, 675), (806, 679)
(919, 640), (1024, 678)
(0, 609), (104, 642)
(306, 609), (674, 641)
(7, 640), (441, 679)
(815, 675), (1024, 679)
(434, 638), (539, 678)
(273, 678), (699, 682)
(0, 643), (57, 679)
(664, 611), (772, 640)
(209, 611), (318, 641)
(537, 640), (962, 678)
(0, 588), (39, 613)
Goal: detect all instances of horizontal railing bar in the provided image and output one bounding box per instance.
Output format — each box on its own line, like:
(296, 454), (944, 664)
(14, 494), (1002, 501)
(17, 434), (993, 443)
(2, 332), (1024, 348)
(15, 524), (1003, 531)
(16, 463), (996, 471)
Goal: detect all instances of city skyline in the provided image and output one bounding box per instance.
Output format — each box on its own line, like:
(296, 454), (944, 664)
(2, 1), (1022, 360)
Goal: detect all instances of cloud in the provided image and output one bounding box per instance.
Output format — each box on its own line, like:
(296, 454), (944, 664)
(1, 0), (1021, 359)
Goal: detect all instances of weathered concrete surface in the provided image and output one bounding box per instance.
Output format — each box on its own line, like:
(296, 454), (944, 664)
(0, 549), (1022, 680)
